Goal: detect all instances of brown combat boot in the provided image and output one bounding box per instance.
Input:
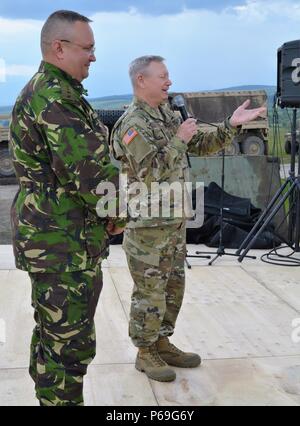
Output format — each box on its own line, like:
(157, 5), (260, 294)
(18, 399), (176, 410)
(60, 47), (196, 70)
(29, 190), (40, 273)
(135, 344), (176, 382)
(156, 336), (201, 368)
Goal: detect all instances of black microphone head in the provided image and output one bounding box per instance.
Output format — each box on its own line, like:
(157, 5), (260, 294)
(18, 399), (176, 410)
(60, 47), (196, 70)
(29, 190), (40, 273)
(171, 94), (185, 108)
(171, 94), (190, 121)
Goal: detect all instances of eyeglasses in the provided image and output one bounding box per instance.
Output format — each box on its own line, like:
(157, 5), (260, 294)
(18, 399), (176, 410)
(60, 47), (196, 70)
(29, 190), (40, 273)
(60, 39), (96, 55)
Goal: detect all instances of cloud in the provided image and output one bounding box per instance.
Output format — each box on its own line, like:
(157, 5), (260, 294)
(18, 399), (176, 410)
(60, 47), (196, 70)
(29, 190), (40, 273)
(230, 0), (300, 22)
(1, 0), (300, 105)
(0, 59), (5, 83)
(5, 64), (38, 77)
(0, 0), (245, 20)
(86, 1), (300, 95)
(0, 62), (37, 82)
(0, 17), (41, 35)
(0, 16), (41, 61)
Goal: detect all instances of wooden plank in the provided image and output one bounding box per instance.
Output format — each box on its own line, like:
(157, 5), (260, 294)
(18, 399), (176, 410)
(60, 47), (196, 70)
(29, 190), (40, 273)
(243, 264), (300, 312)
(1, 245), (300, 405)
(172, 266), (300, 359)
(85, 364), (157, 406)
(108, 266), (133, 319)
(92, 268), (136, 364)
(0, 270), (33, 369)
(0, 368), (38, 406)
(0, 245), (16, 270)
(150, 356), (300, 406)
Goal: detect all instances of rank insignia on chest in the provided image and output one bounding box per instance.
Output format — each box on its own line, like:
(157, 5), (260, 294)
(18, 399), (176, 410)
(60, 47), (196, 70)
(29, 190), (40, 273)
(123, 128), (138, 145)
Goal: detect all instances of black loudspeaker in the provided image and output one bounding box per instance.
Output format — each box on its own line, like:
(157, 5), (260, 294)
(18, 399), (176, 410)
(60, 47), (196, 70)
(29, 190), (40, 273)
(277, 40), (300, 107)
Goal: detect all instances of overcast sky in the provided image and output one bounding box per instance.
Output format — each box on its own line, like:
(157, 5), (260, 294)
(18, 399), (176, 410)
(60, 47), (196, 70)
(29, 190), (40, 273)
(0, 0), (300, 106)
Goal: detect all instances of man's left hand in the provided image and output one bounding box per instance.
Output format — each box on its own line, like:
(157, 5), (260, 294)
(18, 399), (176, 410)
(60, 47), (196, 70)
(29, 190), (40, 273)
(106, 221), (125, 235)
(229, 99), (267, 128)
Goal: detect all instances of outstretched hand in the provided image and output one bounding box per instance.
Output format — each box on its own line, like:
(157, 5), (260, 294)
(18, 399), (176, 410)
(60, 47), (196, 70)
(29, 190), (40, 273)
(229, 99), (267, 127)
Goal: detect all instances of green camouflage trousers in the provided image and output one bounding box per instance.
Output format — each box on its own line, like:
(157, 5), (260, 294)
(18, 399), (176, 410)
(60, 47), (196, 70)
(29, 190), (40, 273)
(123, 223), (186, 347)
(28, 263), (103, 406)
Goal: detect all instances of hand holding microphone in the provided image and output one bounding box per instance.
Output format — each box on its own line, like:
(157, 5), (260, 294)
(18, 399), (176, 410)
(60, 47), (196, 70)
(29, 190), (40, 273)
(172, 95), (198, 143)
(176, 118), (198, 143)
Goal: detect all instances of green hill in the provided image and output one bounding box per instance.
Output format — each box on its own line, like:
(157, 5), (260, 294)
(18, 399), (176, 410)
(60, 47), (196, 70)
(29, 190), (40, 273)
(89, 94), (133, 110)
(215, 84), (276, 97)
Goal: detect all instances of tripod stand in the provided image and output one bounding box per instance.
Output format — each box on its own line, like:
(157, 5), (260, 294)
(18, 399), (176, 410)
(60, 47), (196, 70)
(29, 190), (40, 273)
(187, 147), (256, 265)
(236, 108), (300, 262)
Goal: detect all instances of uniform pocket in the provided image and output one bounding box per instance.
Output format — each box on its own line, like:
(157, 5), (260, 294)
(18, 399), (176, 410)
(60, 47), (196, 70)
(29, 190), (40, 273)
(122, 227), (169, 266)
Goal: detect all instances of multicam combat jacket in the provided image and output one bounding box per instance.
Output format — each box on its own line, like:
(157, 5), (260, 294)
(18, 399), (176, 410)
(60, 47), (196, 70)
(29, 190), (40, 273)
(111, 97), (237, 228)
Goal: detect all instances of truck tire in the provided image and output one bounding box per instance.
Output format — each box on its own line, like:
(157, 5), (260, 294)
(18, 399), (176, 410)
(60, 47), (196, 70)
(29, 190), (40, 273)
(241, 135), (265, 155)
(0, 144), (15, 177)
(284, 139), (299, 155)
(224, 138), (240, 155)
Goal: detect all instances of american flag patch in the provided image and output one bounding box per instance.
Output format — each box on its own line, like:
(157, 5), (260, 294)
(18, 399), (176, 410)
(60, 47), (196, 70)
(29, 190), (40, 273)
(123, 128), (138, 145)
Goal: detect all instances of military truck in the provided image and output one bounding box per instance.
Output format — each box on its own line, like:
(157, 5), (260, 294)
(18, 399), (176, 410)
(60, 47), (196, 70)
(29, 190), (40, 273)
(169, 90), (269, 156)
(0, 90), (268, 179)
(97, 90), (269, 156)
(0, 114), (14, 177)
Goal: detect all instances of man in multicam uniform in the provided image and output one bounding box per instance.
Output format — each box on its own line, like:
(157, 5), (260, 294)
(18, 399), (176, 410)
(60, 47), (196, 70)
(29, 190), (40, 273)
(9, 10), (124, 406)
(111, 55), (266, 382)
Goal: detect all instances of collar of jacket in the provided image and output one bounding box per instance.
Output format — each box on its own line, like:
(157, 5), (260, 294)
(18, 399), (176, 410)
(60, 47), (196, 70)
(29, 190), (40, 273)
(132, 96), (171, 122)
(38, 61), (88, 96)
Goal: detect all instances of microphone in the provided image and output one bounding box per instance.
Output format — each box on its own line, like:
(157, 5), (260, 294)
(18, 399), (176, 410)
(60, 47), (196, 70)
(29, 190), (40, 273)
(171, 94), (190, 121)
(171, 94), (192, 169)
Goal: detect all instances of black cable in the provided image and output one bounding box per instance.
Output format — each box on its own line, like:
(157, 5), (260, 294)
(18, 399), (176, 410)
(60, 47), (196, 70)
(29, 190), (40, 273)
(195, 118), (220, 128)
(261, 245), (300, 266)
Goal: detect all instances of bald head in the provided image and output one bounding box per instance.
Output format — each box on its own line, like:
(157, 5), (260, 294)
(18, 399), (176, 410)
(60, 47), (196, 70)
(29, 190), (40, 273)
(41, 10), (92, 56)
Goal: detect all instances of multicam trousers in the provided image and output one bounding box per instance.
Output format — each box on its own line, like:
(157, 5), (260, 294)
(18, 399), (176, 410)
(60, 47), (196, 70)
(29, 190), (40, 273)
(28, 263), (103, 406)
(123, 223), (186, 347)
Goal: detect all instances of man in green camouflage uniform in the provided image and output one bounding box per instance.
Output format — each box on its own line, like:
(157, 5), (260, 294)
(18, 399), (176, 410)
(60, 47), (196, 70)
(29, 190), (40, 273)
(111, 55), (266, 382)
(9, 11), (124, 406)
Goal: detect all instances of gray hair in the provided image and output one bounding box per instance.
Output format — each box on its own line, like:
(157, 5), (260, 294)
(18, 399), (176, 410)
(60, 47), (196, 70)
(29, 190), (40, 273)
(41, 10), (92, 55)
(129, 55), (165, 87)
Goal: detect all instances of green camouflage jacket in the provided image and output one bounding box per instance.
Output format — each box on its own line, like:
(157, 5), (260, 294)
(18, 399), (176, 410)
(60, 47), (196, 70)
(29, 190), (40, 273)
(111, 96), (237, 228)
(10, 61), (121, 273)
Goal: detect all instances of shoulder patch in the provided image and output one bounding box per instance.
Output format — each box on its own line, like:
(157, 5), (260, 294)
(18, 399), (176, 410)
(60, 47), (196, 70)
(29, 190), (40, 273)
(123, 128), (138, 145)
